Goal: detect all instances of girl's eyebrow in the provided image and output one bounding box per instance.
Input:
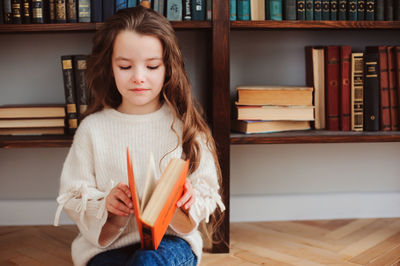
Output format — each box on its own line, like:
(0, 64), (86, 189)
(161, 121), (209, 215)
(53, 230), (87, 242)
(114, 56), (162, 61)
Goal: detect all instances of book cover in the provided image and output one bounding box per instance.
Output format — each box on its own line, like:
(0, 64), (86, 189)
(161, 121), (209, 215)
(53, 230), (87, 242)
(66, 0), (77, 22)
(250, 0), (265, 20)
(0, 0), (4, 24)
(61, 55), (78, 135)
(126, 148), (189, 250)
(183, 0), (192, 20)
(236, 105), (315, 121)
(73, 55), (89, 122)
(314, 0), (322, 19)
(127, 0), (137, 7)
(3, 0), (12, 24)
(395, 0), (400, 20)
(375, 0), (384, 20)
(270, 0), (283, 20)
(340, 46), (352, 131)
(387, 46), (398, 130)
(0, 127), (65, 136)
(338, 0), (346, 20)
(192, 0), (206, 20)
(102, 0), (115, 21)
(55, 0), (67, 23)
(166, 0), (182, 21)
(232, 120), (311, 134)
(351, 52), (364, 131)
(284, 0), (296, 20)
(0, 118), (65, 128)
(348, 0), (357, 20)
(305, 0), (313, 20)
(237, 0), (250, 20)
(91, 0), (102, 22)
(230, 0), (237, 20)
(296, 0), (306, 20)
(357, 0), (365, 20)
(305, 46), (326, 129)
(330, 0), (337, 20)
(321, 0), (329, 20)
(236, 86), (313, 106)
(78, 0), (90, 22)
(325, 46), (340, 130)
(385, 0), (393, 20)
(377, 46), (391, 131)
(365, 0), (374, 20)
(49, 0), (56, 23)
(364, 46), (380, 131)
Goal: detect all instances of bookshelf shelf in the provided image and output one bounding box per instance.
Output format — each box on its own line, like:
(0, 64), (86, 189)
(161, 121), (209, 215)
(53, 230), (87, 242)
(0, 135), (73, 148)
(0, 21), (212, 33)
(231, 130), (400, 144)
(231, 20), (400, 30)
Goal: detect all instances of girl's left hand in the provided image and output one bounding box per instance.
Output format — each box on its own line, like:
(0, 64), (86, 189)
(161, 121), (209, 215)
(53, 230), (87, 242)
(177, 179), (195, 212)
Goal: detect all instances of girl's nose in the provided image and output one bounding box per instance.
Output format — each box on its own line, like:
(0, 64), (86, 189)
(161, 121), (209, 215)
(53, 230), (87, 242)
(131, 69), (145, 84)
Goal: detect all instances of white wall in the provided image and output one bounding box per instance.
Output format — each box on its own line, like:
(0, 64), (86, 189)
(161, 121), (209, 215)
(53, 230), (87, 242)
(1, 29), (399, 225)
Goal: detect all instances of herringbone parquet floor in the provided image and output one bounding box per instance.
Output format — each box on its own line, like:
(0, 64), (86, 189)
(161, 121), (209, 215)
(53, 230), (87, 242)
(1, 218), (400, 265)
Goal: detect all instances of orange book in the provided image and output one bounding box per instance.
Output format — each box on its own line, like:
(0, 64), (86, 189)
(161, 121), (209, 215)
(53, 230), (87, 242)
(126, 147), (189, 250)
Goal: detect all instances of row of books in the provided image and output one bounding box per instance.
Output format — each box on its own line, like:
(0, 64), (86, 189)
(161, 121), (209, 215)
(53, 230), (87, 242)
(232, 85), (314, 133)
(306, 45), (400, 132)
(0, 0), (211, 24)
(230, 0), (400, 21)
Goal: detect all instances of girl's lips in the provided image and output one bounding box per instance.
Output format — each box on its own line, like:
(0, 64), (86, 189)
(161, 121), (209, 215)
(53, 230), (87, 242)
(130, 88), (149, 92)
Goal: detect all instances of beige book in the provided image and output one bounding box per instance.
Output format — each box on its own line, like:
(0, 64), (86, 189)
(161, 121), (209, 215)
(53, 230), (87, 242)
(351, 52), (364, 132)
(250, 0), (265, 20)
(0, 104), (65, 119)
(0, 127), (65, 135)
(311, 48), (326, 129)
(232, 120), (311, 133)
(0, 118), (65, 128)
(236, 105), (315, 121)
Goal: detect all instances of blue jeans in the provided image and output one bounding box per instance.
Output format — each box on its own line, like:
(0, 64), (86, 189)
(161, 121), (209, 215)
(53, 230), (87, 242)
(87, 235), (197, 266)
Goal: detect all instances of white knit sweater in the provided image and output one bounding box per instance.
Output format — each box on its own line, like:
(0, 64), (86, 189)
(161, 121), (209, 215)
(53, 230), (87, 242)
(54, 103), (225, 266)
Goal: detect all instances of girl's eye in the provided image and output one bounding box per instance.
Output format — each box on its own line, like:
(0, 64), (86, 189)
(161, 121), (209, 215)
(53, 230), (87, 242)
(148, 65), (159, 70)
(119, 66), (131, 70)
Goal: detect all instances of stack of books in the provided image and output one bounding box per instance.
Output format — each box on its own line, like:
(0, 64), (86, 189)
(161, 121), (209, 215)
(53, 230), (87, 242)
(233, 85), (314, 134)
(0, 104), (66, 136)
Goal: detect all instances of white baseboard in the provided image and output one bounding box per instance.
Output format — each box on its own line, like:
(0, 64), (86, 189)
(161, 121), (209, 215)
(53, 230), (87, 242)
(1, 192), (400, 225)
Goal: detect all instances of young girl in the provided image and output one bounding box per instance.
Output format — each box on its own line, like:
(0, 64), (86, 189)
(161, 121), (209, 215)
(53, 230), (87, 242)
(53, 6), (225, 266)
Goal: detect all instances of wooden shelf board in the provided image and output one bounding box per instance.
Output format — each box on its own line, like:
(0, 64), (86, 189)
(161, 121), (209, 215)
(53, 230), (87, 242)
(0, 21), (212, 33)
(0, 135), (73, 148)
(231, 20), (400, 29)
(230, 130), (400, 144)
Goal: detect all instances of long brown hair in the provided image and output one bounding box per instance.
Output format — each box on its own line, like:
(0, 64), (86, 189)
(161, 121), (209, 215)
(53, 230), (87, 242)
(85, 6), (224, 247)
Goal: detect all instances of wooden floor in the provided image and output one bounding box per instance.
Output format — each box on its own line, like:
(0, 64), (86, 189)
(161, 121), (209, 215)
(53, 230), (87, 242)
(1, 218), (400, 265)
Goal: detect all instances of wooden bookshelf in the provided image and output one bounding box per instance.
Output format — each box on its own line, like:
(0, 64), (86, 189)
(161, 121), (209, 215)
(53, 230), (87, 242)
(231, 20), (400, 29)
(0, 135), (73, 148)
(231, 131), (400, 144)
(0, 21), (212, 33)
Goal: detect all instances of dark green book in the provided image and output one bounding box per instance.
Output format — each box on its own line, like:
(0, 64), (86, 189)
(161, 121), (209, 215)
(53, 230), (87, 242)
(314, 0), (322, 19)
(365, 0), (374, 20)
(348, 0), (357, 20)
(91, 0), (102, 22)
(363, 47), (380, 131)
(237, 0), (250, 20)
(296, 0), (306, 19)
(3, 0), (12, 23)
(330, 0), (337, 19)
(376, 0), (384, 20)
(285, 0), (296, 20)
(385, 0), (393, 20)
(270, 0), (283, 20)
(321, 0), (329, 19)
(78, 0), (90, 22)
(395, 0), (400, 20)
(338, 0), (346, 19)
(305, 0), (313, 19)
(230, 0), (236, 20)
(357, 0), (365, 20)
(192, 0), (206, 20)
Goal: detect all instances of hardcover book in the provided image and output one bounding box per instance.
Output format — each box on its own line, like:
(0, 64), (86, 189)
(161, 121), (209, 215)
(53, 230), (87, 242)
(0, 118), (65, 128)
(330, 0), (337, 20)
(321, 0), (329, 20)
(236, 85), (313, 106)
(285, 0), (296, 20)
(250, 0), (265, 20)
(232, 120), (311, 134)
(365, 0), (374, 20)
(338, 0), (346, 20)
(377, 46), (391, 131)
(103, 0), (115, 21)
(126, 148), (190, 250)
(61, 55), (78, 135)
(22, 0), (31, 23)
(73, 55), (89, 121)
(0, 127), (65, 136)
(78, 0), (90, 22)
(364, 46), (380, 131)
(127, 0), (138, 7)
(192, 0), (206, 20)
(296, 0), (306, 20)
(183, 0), (192, 20)
(230, 0), (237, 20)
(166, 0), (182, 21)
(270, 0), (283, 20)
(348, 0), (357, 20)
(91, 0), (102, 22)
(11, 0), (22, 24)
(351, 52), (364, 131)
(0, 104), (66, 119)
(237, 0), (250, 20)
(49, 0), (56, 23)
(56, 0), (67, 23)
(357, 0), (365, 20)
(236, 105), (315, 121)
(314, 0), (322, 19)
(116, 0), (128, 12)
(387, 46), (398, 130)
(3, 0), (12, 24)
(66, 0), (77, 22)
(340, 46), (352, 131)
(325, 46), (340, 130)
(305, 0), (313, 20)
(376, 0), (384, 20)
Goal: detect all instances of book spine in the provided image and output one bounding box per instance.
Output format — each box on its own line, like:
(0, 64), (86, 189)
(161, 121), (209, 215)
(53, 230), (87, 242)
(330, 0), (337, 20)
(78, 0), (90, 22)
(3, 0), (12, 24)
(61, 56), (78, 135)
(396, 46), (400, 126)
(270, 0), (282, 20)
(32, 0), (44, 23)
(305, 0), (313, 20)
(348, 0), (357, 20)
(102, 0), (114, 21)
(385, 0), (393, 20)
(338, 0), (346, 19)
(230, 0), (236, 20)
(340, 46), (352, 131)
(377, 46), (391, 131)
(365, 0), (374, 20)
(314, 0), (322, 19)
(237, 0), (250, 20)
(127, 0), (137, 7)
(139, 0), (151, 8)
(183, 0), (191, 20)
(141, 224), (155, 250)
(73, 55), (89, 122)
(351, 53), (364, 131)
(56, 0), (66, 23)
(321, 0), (329, 20)
(115, 0), (127, 12)
(285, 0), (297, 19)
(66, 0), (77, 22)
(206, 0), (211, 20)
(91, 0), (102, 22)
(0, 0), (4, 24)
(48, 0), (56, 23)
(166, 0), (182, 21)
(375, 0), (384, 20)
(192, 0), (206, 20)
(357, 0), (365, 20)
(11, 0), (22, 24)
(395, 0), (400, 20)
(325, 46), (340, 130)
(22, 0), (31, 23)
(296, 0), (306, 19)
(364, 47), (380, 131)
(387, 46), (398, 130)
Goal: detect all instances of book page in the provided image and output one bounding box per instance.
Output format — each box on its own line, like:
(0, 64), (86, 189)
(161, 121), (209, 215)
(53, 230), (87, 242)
(141, 152), (157, 213)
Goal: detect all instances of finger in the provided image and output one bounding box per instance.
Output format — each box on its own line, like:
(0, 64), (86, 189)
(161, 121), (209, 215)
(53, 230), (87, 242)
(118, 183), (132, 198)
(107, 204), (129, 217)
(177, 189), (192, 208)
(110, 196), (132, 214)
(115, 189), (133, 209)
(184, 195), (195, 210)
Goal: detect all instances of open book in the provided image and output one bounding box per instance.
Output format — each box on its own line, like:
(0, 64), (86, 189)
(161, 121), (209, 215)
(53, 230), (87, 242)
(126, 147), (189, 250)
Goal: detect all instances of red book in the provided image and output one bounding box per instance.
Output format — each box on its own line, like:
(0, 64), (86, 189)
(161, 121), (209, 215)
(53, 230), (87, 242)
(378, 46), (391, 131)
(340, 46), (352, 131)
(396, 46), (400, 128)
(387, 46), (399, 131)
(325, 46), (340, 130)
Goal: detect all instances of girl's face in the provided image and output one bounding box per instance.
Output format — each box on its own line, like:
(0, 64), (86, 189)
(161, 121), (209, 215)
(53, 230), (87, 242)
(112, 30), (166, 114)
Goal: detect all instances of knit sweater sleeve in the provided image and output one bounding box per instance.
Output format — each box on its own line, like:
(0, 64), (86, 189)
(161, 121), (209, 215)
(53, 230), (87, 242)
(53, 120), (129, 248)
(170, 136), (225, 235)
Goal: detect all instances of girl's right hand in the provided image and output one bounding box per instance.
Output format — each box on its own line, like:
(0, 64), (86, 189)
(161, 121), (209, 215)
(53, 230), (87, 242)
(106, 182), (135, 217)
